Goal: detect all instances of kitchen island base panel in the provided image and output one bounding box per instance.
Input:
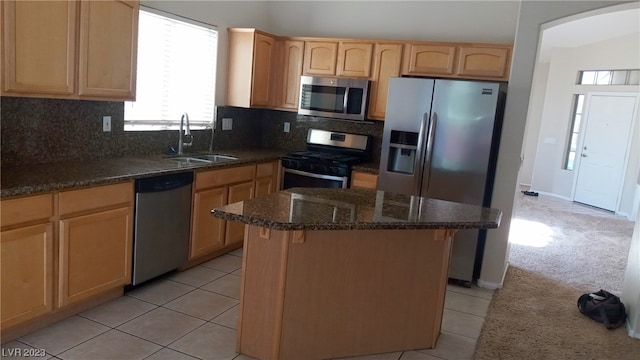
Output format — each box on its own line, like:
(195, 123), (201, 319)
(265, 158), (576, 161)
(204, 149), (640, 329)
(238, 225), (454, 360)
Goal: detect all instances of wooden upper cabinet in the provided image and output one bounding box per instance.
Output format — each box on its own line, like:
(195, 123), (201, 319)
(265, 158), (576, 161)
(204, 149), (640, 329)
(456, 46), (510, 79)
(303, 41), (338, 76)
(368, 43), (403, 120)
(402, 44), (456, 76)
(277, 39), (304, 110)
(1, 0), (139, 101)
(336, 41), (373, 78)
(226, 28), (275, 108)
(1, 0), (77, 95)
(78, 0), (139, 100)
(251, 33), (275, 106)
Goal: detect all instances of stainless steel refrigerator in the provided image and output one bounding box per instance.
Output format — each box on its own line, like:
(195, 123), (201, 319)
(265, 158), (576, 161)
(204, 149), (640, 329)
(377, 77), (507, 285)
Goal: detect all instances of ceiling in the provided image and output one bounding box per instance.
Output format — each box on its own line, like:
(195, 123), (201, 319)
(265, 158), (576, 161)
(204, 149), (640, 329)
(538, 6), (639, 63)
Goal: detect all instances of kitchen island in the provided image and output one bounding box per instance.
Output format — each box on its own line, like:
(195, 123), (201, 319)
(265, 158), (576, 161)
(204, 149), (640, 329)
(211, 187), (501, 360)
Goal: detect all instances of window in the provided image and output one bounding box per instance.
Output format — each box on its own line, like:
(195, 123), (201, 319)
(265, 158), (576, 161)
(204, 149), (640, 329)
(578, 69), (639, 85)
(125, 8), (217, 131)
(563, 94), (585, 171)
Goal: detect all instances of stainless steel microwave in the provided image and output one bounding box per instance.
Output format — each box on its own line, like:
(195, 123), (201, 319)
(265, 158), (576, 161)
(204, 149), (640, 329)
(298, 75), (370, 121)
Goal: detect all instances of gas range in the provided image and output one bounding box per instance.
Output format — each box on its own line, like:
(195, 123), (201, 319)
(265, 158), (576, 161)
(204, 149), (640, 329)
(281, 151), (363, 177)
(281, 129), (371, 189)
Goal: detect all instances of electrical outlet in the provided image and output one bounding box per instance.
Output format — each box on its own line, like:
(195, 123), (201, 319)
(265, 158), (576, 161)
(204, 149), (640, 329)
(284, 122), (290, 133)
(222, 118), (233, 131)
(102, 116), (111, 132)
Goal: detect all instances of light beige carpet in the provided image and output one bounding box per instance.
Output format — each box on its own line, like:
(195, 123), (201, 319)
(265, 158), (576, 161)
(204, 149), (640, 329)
(474, 193), (640, 359)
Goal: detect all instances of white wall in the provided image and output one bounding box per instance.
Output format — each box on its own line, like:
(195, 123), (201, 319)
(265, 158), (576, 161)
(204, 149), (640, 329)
(266, 1), (518, 43)
(478, 0), (635, 289)
(622, 179), (640, 338)
(529, 33), (639, 216)
(520, 61), (550, 185)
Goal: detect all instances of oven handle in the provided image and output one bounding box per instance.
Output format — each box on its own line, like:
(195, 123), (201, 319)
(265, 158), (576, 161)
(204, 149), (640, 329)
(283, 168), (349, 188)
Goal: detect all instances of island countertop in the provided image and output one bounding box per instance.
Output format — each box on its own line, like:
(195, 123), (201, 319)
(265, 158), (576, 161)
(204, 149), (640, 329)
(211, 187), (502, 231)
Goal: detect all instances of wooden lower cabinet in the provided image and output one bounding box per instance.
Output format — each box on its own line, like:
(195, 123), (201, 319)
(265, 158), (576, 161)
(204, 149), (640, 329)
(225, 181), (254, 246)
(255, 176), (274, 198)
(1, 223), (54, 330)
(255, 160), (279, 198)
(58, 207), (132, 307)
(350, 171), (378, 189)
(190, 187), (228, 258)
(190, 164), (258, 260)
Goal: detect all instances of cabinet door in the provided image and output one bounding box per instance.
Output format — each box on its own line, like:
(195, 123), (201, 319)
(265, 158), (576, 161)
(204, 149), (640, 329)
(402, 44), (456, 76)
(456, 46), (510, 79)
(191, 187), (228, 259)
(2, 0), (77, 95)
(368, 43), (403, 120)
(255, 161), (277, 198)
(255, 177), (274, 198)
(1, 224), (53, 330)
(225, 181), (255, 245)
(251, 32), (275, 106)
(278, 39), (304, 110)
(58, 207), (132, 307)
(78, 0), (139, 99)
(337, 42), (373, 78)
(303, 41), (338, 76)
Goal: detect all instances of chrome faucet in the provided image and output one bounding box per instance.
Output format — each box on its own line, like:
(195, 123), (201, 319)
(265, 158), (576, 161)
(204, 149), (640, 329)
(178, 112), (193, 155)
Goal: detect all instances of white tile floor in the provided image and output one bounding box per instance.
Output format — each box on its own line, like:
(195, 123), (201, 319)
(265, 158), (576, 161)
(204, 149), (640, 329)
(2, 247), (494, 360)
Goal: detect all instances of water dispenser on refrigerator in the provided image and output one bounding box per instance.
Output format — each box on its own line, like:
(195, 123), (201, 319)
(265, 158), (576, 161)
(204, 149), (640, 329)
(386, 130), (419, 175)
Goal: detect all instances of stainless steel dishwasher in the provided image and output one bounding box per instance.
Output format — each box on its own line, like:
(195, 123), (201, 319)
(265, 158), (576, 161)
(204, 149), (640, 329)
(132, 172), (193, 286)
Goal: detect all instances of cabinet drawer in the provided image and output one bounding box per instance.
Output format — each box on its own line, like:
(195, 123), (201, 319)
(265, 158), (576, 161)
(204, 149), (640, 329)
(351, 171), (378, 189)
(196, 165), (256, 191)
(256, 161), (276, 178)
(1, 194), (54, 228)
(59, 182), (133, 216)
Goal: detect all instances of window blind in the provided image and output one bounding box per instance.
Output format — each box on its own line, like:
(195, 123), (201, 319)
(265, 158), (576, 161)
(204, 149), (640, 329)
(125, 9), (217, 131)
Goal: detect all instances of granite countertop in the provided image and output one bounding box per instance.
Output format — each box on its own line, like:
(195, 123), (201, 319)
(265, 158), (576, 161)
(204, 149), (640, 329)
(0, 148), (288, 198)
(211, 187), (502, 231)
(352, 162), (379, 174)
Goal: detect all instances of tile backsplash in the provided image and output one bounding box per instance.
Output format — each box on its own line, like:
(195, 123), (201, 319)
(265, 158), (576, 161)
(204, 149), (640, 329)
(0, 97), (383, 167)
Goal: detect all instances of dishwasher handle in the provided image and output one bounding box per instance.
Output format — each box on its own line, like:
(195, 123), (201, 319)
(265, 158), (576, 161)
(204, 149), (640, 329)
(136, 172), (194, 193)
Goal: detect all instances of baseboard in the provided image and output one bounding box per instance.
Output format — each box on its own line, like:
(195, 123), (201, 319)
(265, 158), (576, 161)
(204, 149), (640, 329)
(626, 319), (640, 339)
(529, 190), (572, 201)
(477, 262), (508, 290)
(616, 211), (635, 221)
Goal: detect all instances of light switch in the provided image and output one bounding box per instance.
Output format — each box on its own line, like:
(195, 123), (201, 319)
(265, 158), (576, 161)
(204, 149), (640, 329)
(284, 122), (290, 133)
(102, 116), (112, 132)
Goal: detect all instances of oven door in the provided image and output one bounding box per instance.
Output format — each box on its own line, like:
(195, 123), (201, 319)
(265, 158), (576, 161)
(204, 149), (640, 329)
(282, 168), (348, 189)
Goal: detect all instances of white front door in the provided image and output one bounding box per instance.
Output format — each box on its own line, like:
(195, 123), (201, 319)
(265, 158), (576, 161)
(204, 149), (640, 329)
(573, 93), (638, 212)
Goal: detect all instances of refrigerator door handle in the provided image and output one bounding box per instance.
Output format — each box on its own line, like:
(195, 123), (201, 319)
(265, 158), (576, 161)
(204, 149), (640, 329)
(415, 112), (431, 194)
(422, 112), (437, 195)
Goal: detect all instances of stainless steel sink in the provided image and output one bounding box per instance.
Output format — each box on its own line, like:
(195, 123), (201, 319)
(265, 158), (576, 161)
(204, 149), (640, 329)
(166, 154), (238, 165)
(193, 154), (238, 162)
(168, 157), (212, 164)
